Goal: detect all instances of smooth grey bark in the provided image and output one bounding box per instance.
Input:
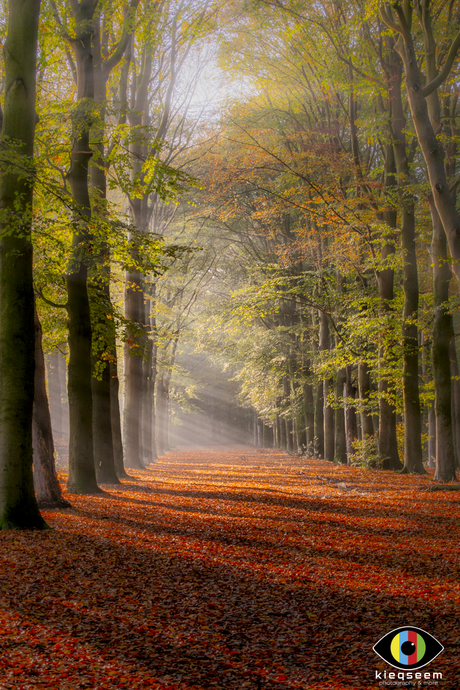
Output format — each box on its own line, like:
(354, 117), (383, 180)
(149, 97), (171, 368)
(389, 49), (424, 473)
(110, 355), (128, 478)
(58, 352), (70, 457)
(158, 334), (179, 453)
(380, 6), (460, 282)
(66, 2), (101, 495)
(285, 417), (294, 453)
(89, 6), (139, 482)
(358, 362), (374, 439)
(428, 403), (436, 468)
(46, 351), (69, 462)
(47, 352), (63, 443)
(0, 0), (46, 529)
(429, 197), (456, 481)
(335, 369), (347, 464)
(449, 338), (460, 469)
(150, 305), (158, 460)
(344, 365), (358, 463)
(156, 372), (167, 456)
(315, 383), (324, 458)
(303, 381), (315, 453)
(141, 294), (154, 465)
(377, 285), (398, 467)
(278, 411), (286, 450)
(33, 306), (71, 509)
(282, 375), (293, 452)
(319, 306), (334, 462)
(376, 42), (401, 470)
(421, 9), (457, 481)
(123, 38), (153, 470)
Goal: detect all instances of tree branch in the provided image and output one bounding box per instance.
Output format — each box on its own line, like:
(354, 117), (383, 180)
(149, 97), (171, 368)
(103, 0), (140, 77)
(35, 288), (68, 310)
(422, 27), (460, 96)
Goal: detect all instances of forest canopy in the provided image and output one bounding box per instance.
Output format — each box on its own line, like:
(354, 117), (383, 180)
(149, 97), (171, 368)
(1, 0), (460, 528)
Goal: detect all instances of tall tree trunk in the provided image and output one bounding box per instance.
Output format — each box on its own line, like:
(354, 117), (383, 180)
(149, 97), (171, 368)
(345, 365), (358, 463)
(323, 377), (334, 462)
(428, 403), (436, 468)
(110, 356), (128, 478)
(0, 0), (46, 529)
(123, 276), (145, 468)
(156, 372), (166, 456)
(377, 112), (400, 469)
(358, 363), (374, 439)
(278, 411), (286, 450)
(283, 375), (293, 452)
(92, 359), (119, 484)
(315, 383), (324, 458)
(65, 3), (101, 495)
(335, 369), (347, 464)
(88, 192), (118, 483)
(150, 303), (158, 461)
(285, 418), (293, 452)
(389, 47), (424, 473)
(303, 382), (315, 454)
(59, 352), (70, 460)
(320, 310), (334, 462)
(123, 37), (154, 469)
(89, 9), (139, 482)
(33, 306), (70, 509)
(449, 339), (460, 469)
(429, 197), (456, 481)
(142, 295), (154, 465)
(47, 353), (63, 443)
(160, 336), (179, 453)
(382, 9), (460, 282)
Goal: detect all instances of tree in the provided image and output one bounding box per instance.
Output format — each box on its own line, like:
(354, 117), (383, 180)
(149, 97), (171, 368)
(0, 0), (47, 529)
(33, 304), (71, 509)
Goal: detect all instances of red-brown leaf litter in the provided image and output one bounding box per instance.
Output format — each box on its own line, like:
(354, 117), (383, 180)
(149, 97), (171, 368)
(1, 448), (459, 689)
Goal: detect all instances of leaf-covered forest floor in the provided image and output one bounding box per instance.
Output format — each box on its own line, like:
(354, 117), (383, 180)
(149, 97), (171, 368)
(1, 448), (460, 690)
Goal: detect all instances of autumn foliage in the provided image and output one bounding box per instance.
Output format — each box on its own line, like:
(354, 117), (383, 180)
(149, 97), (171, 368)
(1, 448), (459, 689)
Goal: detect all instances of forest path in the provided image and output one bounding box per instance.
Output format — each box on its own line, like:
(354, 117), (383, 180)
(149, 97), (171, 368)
(1, 447), (459, 689)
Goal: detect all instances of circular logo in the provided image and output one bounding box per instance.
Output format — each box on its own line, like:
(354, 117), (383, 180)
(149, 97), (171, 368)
(390, 630), (426, 666)
(373, 626), (444, 671)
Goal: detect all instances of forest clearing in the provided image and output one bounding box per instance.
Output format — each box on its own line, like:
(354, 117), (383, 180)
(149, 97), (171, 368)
(1, 447), (459, 690)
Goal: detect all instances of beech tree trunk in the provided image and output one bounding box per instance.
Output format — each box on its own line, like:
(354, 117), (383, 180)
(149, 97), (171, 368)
(319, 311), (334, 462)
(156, 372), (166, 456)
(429, 197), (456, 481)
(47, 353), (63, 444)
(428, 404), (436, 468)
(33, 306), (70, 509)
(449, 339), (460, 469)
(123, 272), (145, 468)
(110, 357), (128, 478)
(335, 369), (347, 464)
(377, 91), (400, 469)
(89, 9), (139, 482)
(385, 11), (460, 282)
(150, 307), (158, 461)
(0, 0), (46, 529)
(66, 5), (100, 495)
(303, 382), (315, 454)
(315, 383), (324, 458)
(387, 45), (424, 473)
(142, 295), (154, 465)
(345, 366), (358, 463)
(358, 362), (374, 439)
(377, 238), (400, 463)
